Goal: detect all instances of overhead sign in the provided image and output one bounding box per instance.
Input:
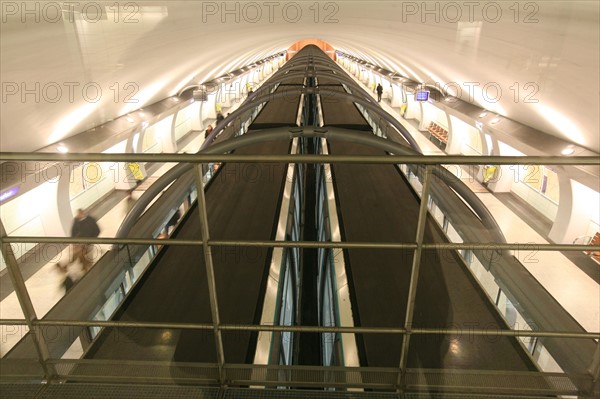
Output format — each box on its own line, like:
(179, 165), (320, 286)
(415, 91), (429, 102)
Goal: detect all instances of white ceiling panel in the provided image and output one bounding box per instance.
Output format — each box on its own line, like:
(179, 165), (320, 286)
(1, 1), (598, 152)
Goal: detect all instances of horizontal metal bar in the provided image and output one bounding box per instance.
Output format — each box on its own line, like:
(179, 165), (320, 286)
(1, 236), (416, 249)
(209, 240), (418, 249)
(2, 319), (597, 339)
(2, 236), (597, 252)
(0, 152), (598, 165)
(422, 243), (600, 251)
(1, 319), (27, 324)
(13, 357), (595, 377)
(222, 325), (599, 339)
(0, 237), (205, 246)
(40, 359), (593, 388)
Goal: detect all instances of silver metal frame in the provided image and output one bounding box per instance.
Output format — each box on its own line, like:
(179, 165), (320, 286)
(1, 151), (599, 396)
(397, 166), (433, 389)
(1, 48), (599, 396)
(2, 152), (597, 165)
(0, 221), (55, 379)
(192, 163), (226, 384)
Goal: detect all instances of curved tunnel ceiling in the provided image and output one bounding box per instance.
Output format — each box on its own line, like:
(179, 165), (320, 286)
(1, 1), (598, 153)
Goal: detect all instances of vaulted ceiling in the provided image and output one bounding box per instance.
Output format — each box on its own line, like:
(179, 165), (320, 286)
(1, 1), (598, 153)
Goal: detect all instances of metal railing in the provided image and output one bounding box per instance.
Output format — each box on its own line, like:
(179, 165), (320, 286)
(8, 46), (600, 397)
(1, 150), (599, 397)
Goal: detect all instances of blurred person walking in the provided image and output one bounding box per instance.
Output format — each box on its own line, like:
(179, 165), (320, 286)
(57, 209), (101, 272)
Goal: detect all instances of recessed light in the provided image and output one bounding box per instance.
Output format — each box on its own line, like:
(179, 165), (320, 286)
(445, 97), (452, 102)
(479, 112), (487, 118)
(561, 147), (575, 155)
(57, 144), (69, 153)
(490, 117), (501, 124)
(126, 117), (135, 123)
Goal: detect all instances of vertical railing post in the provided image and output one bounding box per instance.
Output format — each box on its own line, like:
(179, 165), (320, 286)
(0, 221), (55, 379)
(126, 244), (133, 266)
(590, 339), (600, 382)
(397, 165), (433, 391)
(193, 162), (226, 386)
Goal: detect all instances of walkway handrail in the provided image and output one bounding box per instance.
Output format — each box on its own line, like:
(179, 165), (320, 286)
(109, 127), (515, 246)
(248, 54), (422, 151)
(203, 87), (422, 153)
(2, 152), (597, 164)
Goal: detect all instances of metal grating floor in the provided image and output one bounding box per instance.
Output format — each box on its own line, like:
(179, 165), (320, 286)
(223, 388), (399, 399)
(403, 395), (562, 399)
(0, 383), (46, 399)
(33, 384), (220, 399)
(4, 383), (599, 399)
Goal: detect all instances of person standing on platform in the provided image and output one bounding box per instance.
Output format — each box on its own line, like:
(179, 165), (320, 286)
(376, 83), (383, 102)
